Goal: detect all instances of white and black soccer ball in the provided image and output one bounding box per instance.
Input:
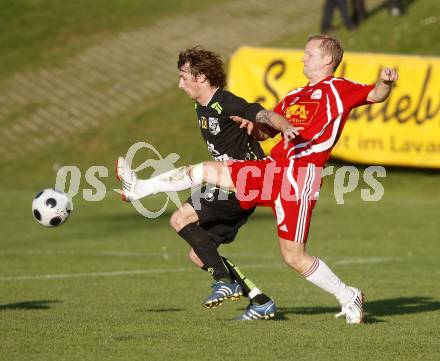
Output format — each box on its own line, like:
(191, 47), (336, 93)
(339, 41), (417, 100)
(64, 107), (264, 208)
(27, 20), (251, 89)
(32, 189), (73, 227)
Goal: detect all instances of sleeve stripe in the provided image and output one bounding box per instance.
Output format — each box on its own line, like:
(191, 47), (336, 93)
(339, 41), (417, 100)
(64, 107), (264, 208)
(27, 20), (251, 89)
(294, 163), (316, 243)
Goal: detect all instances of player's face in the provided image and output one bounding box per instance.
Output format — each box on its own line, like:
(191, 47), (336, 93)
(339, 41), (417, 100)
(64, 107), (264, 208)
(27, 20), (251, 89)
(178, 64), (202, 100)
(301, 40), (326, 79)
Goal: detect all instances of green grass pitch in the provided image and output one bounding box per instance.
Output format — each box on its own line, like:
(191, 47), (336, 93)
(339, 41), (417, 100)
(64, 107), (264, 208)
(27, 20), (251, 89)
(1, 168), (439, 361)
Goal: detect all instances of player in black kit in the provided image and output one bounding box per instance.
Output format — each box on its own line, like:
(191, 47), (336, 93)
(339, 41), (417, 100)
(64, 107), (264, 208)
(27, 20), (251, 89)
(170, 47), (278, 320)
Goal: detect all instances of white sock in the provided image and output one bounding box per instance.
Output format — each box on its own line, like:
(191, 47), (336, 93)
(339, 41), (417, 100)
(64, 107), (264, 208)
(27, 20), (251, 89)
(303, 257), (354, 306)
(135, 163), (204, 198)
(248, 287), (263, 300)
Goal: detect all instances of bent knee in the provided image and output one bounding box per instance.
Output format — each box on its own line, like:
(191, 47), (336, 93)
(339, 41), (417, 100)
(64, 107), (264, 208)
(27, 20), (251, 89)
(170, 204), (198, 232)
(281, 253), (307, 273)
(169, 210), (184, 232)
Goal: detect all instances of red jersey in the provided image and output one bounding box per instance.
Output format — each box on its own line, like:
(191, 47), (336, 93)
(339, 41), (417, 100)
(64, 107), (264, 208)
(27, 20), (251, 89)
(271, 76), (375, 166)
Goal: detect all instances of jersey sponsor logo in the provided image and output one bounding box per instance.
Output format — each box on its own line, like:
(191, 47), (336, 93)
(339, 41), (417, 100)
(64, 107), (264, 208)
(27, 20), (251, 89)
(208, 117), (221, 135)
(285, 101), (319, 126)
(211, 101), (223, 115)
(200, 116), (208, 129)
(311, 89), (322, 99)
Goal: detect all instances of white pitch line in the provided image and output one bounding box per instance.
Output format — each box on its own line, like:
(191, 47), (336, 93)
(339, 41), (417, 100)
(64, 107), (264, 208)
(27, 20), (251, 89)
(0, 267), (190, 281)
(0, 249), (171, 257)
(0, 257), (400, 282)
(0, 249), (278, 260)
(333, 257), (400, 266)
(0, 264), (285, 282)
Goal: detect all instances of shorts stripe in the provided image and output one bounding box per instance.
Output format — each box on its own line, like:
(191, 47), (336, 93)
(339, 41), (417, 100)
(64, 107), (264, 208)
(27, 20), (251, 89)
(294, 164), (310, 242)
(286, 159), (299, 200)
(294, 164), (316, 243)
(304, 164), (316, 240)
(294, 164), (308, 242)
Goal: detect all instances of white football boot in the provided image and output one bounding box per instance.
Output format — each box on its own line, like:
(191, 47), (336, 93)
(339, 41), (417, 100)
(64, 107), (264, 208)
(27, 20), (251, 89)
(335, 287), (365, 324)
(115, 156), (138, 202)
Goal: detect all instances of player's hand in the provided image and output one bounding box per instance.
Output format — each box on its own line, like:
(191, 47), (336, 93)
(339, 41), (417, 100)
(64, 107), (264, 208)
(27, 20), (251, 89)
(230, 115), (254, 135)
(380, 67), (398, 85)
(283, 125), (303, 149)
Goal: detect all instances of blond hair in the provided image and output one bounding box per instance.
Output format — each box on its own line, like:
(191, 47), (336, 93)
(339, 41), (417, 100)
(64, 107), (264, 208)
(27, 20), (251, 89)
(307, 34), (344, 71)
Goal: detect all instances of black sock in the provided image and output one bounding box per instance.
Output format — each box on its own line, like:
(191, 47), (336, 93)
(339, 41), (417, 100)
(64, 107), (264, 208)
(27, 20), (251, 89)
(178, 223), (232, 282)
(251, 293), (271, 305)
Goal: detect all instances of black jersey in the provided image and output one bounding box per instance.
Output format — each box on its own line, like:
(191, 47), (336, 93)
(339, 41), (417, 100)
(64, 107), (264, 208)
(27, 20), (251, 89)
(195, 89), (265, 161)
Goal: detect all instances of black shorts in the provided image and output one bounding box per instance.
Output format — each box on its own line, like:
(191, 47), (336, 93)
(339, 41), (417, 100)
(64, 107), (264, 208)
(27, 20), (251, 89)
(186, 185), (255, 246)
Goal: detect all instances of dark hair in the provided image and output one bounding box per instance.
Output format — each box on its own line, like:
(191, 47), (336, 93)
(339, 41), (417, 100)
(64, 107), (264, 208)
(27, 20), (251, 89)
(177, 46), (227, 89)
(307, 34), (344, 71)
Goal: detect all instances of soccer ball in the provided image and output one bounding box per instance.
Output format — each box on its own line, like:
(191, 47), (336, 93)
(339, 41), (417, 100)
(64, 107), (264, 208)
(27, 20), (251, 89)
(32, 189), (73, 227)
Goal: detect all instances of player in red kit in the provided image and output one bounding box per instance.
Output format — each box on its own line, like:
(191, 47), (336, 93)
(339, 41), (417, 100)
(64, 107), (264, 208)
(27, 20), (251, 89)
(117, 35), (398, 323)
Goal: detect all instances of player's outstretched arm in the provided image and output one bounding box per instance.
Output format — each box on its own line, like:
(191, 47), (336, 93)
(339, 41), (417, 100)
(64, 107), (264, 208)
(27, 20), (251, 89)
(367, 67), (398, 103)
(230, 115), (278, 140)
(255, 110), (303, 149)
(231, 111), (302, 148)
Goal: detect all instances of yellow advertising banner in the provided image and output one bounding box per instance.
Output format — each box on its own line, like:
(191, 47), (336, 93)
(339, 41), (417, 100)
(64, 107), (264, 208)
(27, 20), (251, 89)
(228, 47), (440, 168)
